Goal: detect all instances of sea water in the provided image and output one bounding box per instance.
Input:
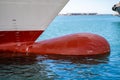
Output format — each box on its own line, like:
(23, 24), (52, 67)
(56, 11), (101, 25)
(0, 15), (120, 80)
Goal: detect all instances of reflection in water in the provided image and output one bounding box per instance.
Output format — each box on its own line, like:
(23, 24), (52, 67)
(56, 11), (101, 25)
(111, 22), (120, 46)
(36, 54), (110, 80)
(37, 54), (109, 65)
(112, 21), (120, 27)
(0, 55), (55, 80)
(112, 22), (120, 35)
(0, 54), (109, 80)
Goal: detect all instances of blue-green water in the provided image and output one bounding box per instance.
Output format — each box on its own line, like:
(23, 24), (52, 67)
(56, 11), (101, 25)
(0, 15), (120, 80)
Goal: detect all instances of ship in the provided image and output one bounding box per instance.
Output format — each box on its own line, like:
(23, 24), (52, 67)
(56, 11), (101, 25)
(0, 0), (110, 57)
(0, 0), (69, 44)
(112, 2), (120, 15)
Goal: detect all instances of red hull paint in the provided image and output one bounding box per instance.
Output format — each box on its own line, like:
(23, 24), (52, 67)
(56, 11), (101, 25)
(29, 33), (110, 56)
(0, 30), (44, 44)
(0, 33), (110, 58)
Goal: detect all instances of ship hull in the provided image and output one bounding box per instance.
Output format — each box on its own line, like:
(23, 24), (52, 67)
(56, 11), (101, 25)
(116, 7), (120, 14)
(112, 2), (120, 15)
(0, 30), (43, 44)
(0, 0), (69, 44)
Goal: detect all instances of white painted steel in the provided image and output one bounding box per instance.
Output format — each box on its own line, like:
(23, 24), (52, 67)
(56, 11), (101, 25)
(0, 0), (69, 31)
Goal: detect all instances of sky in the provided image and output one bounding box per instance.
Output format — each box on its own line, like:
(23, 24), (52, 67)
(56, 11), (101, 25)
(60, 0), (119, 14)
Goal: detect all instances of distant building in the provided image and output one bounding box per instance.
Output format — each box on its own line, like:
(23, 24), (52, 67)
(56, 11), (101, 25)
(59, 13), (98, 16)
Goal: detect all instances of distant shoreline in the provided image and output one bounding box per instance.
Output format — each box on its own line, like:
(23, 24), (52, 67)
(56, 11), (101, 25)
(58, 13), (114, 16)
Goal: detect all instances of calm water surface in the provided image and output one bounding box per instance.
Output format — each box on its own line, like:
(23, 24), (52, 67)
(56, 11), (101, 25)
(0, 15), (120, 80)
